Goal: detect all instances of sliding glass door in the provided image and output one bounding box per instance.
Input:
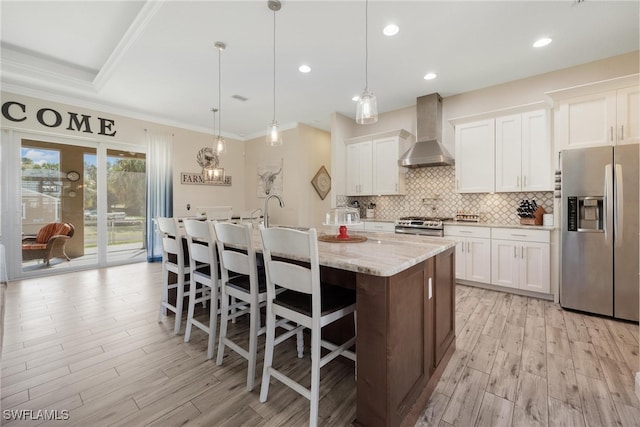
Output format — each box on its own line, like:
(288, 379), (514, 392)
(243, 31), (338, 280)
(4, 135), (147, 279)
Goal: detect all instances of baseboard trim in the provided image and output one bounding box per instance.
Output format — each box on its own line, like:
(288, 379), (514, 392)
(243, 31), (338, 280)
(635, 372), (640, 401)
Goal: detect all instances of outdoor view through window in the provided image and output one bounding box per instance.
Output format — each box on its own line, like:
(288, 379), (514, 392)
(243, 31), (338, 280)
(21, 143), (146, 273)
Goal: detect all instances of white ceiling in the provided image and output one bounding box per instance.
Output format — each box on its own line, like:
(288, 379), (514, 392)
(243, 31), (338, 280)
(1, 1), (638, 140)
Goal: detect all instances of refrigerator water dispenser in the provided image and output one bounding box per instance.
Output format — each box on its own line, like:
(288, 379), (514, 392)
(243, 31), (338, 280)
(567, 196), (603, 232)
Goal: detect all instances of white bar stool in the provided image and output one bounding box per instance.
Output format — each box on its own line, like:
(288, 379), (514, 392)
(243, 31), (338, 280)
(259, 227), (356, 427)
(155, 217), (191, 334)
(214, 222), (302, 391)
(183, 219), (220, 359)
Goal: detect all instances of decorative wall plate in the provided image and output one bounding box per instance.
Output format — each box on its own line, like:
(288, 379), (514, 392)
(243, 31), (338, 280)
(66, 170), (80, 182)
(311, 165), (331, 200)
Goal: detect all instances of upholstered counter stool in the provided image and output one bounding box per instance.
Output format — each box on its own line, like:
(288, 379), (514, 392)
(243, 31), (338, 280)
(259, 227), (356, 427)
(155, 217), (191, 334)
(214, 222), (302, 391)
(183, 219), (220, 359)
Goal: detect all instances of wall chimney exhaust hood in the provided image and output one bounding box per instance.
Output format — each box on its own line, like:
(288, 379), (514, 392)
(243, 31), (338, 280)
(398, 93), (454, 168)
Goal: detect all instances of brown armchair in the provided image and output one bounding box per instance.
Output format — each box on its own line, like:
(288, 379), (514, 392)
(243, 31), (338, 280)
(22, 222), (75, 266)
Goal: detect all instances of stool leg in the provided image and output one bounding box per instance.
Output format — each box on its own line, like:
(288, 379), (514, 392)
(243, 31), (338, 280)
(158, 264), (169, 321)
(296, 326), (304, 358)
(309, 326), (321, 427)
(259, 301), (276, 403)
(247, 300), (259, 391)
(184, 276), (197, 342)
(216, 289), (230, 365)
(174, 273), (184, 334)
(206, 283), (218, 360)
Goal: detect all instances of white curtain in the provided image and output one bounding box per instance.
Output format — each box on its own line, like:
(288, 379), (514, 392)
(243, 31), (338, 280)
(146, 130), (173, 261)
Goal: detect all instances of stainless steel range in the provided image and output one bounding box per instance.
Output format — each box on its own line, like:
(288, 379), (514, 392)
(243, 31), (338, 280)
(394, 216), (451, 237)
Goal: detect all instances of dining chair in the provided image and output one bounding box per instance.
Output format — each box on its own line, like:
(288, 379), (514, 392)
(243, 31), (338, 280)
(214, 222), (302, 391)
(259, 226), (356, 427)
(155, 217), (190, 334)
(183, 219), (220, 359)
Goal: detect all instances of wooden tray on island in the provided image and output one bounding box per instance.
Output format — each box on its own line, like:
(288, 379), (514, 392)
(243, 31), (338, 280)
(318, 234), (367, 243)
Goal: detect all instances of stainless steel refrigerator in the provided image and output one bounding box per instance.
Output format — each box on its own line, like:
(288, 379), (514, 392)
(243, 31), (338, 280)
(561, 144), (639, 321)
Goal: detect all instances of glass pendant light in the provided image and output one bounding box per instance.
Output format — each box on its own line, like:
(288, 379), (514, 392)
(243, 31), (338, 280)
(356, 0), (378, 124)
(266, 0), (283, 146)
(214, 41), (227, 155)
(201, 107), (224, 182)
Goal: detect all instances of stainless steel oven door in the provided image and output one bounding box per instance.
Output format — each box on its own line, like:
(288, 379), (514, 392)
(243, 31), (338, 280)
(394, 226), (444, 237)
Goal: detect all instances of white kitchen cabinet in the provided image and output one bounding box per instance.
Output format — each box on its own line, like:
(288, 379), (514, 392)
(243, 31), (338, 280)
(491, 228), (550, 294)
(454, 119), (495, 193)
(364, 221), (395, 233)
(444, 225), (491, 284)
(495, 109), (551, 192)
(373, 137), (405, 195)
(345, 130), (411, 196)
(616, 86), (640, 145)
(345, 140), (372, 195)
(554, 85), (639, 149)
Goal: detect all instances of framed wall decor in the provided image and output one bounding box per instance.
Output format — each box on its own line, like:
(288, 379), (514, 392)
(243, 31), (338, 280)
(311, 165), (331, 200)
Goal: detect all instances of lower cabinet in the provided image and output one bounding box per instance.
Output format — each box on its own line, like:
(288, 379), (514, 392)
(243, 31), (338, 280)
(491, 228), (550, 293)
(444, 225), (491, 284)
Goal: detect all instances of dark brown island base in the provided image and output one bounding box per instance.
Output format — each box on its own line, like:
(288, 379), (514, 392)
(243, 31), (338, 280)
(173, 229), (456, 427)
(299, 231), (456, 427)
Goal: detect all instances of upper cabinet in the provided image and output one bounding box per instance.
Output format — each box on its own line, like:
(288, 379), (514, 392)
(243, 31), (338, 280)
(453, 105), (551, 194)
(454, 119), (495, 193)
(495, 109), (551, 192)
(547, 75), (639, 150)
(345, 130), (412, 196)
(345, 140), (373, 195)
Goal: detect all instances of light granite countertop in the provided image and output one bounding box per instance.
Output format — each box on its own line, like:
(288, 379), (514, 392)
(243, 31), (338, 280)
(254, 229), (455, 278)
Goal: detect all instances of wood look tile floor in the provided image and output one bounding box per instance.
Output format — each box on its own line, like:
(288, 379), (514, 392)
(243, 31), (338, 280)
(1, 262), (639, 427)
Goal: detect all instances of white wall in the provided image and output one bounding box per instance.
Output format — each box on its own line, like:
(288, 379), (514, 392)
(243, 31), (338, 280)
(243, 124), (331, 227)
(171, 132), (245, 218)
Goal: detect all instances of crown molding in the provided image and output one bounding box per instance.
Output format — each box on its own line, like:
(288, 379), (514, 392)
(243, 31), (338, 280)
(93, 1), (166, 91)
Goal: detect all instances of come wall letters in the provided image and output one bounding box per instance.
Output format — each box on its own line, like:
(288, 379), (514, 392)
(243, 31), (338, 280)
(2, 101), (117, 137)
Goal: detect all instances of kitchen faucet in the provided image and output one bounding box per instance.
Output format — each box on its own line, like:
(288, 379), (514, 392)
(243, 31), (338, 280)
(263, 194), (285, 228)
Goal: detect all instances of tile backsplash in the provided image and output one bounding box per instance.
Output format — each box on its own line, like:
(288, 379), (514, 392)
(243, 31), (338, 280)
(342, 166), (553, 225)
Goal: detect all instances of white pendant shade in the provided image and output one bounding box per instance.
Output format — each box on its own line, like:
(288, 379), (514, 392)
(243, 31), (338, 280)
(356, 89), (378, 124)
(216, 136), (227, 155)
(266, 120), (283, 146)
(356, 0), (378, 125)
(267, 0), (283, 147)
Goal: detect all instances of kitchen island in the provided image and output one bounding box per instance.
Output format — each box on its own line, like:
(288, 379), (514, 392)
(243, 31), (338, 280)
(269, 230), (457, 427)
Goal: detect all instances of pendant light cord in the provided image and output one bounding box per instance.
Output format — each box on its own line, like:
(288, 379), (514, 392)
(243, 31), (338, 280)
(272, 9), (277, 122)
(218, 47), (222, 138)
(364, 0), (369, 91)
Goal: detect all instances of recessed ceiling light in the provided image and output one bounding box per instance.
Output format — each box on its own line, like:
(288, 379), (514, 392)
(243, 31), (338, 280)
(533, 37), (552, 48)
(352, 95), (360, 101)
(383, 24), (399, 36)
(424, 72), (437, 80)
(298, 64), (311, 73)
